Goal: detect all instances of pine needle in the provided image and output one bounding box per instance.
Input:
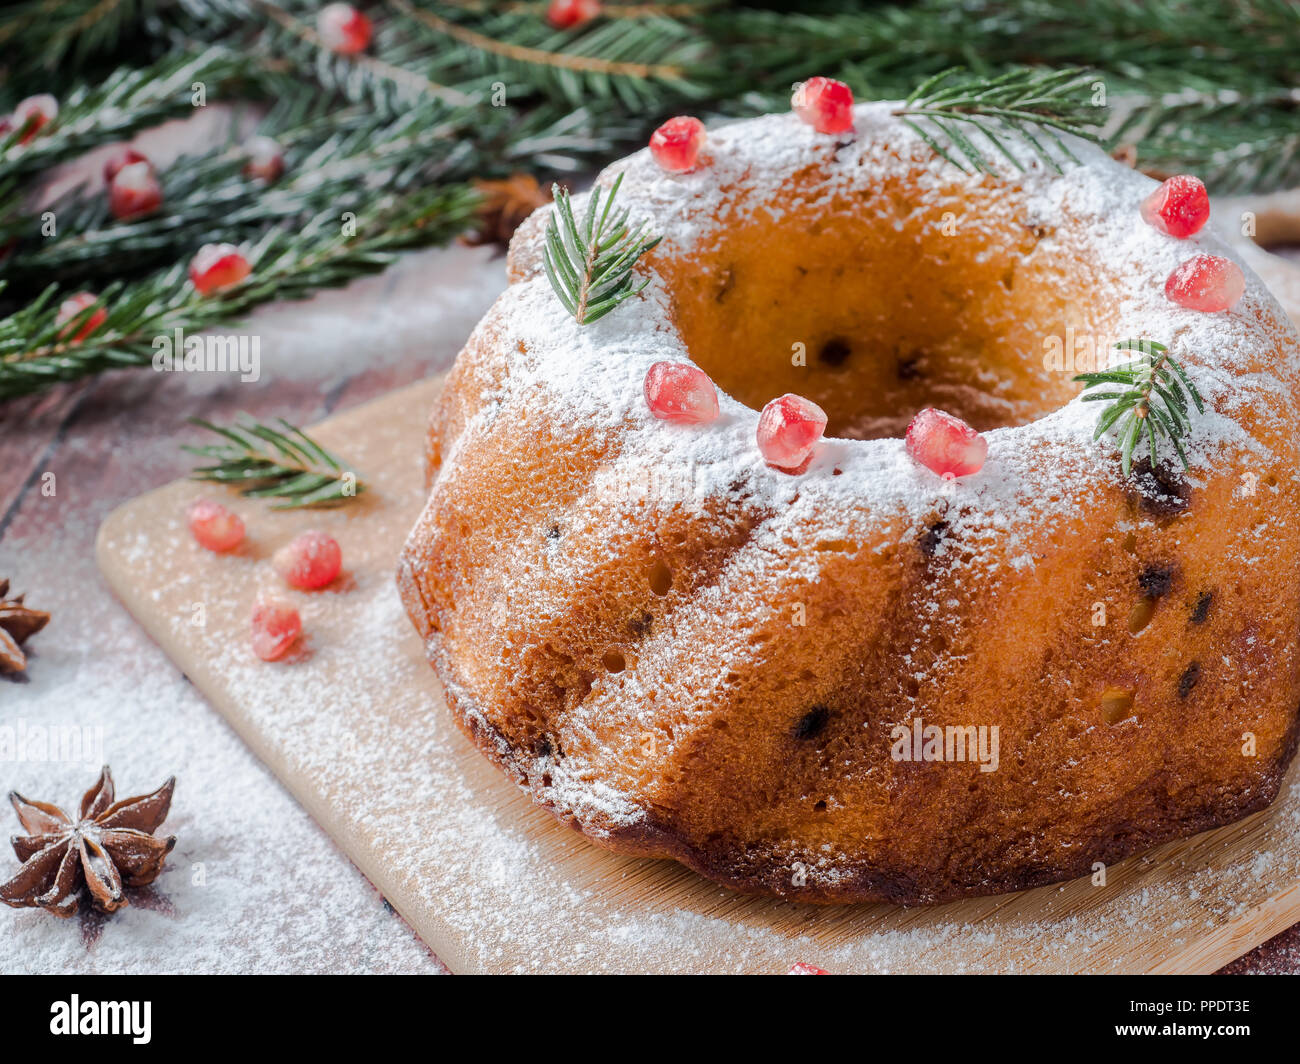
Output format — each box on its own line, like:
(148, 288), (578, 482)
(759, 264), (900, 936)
(893, 66), (1105, 175)
(182, 415), (365, 509)
(1074, 340), (1205, 476)
(542, 173), (660, 325)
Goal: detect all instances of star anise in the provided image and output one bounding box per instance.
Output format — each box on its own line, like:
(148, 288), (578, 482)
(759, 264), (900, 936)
(0, 578), (50, 673)
(460, 174), (553, 250)
(0, 767), (176, 917)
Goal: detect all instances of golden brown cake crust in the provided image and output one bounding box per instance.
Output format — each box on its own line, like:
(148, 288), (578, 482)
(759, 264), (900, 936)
(399, 102), (1300, 904)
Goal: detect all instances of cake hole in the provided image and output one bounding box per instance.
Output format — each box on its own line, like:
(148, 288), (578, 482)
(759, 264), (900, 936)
(1128, 597), (1156, 634)
(813, 800), (827, 812)
(793, 706), (829, 740)
(817, 337), (852, 367)
(602, 648), (626, 673)
(1121, 532), (1138, 555)
(648, 558), (673, 596)
(1100, 688), (1136, 724)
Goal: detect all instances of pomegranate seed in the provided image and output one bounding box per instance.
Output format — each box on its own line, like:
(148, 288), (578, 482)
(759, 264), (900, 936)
(55, 293), (107, 343)
(187, 498), (246, 552)
(108, 161), (163, 220)
(792, 77), (854, 135)
(11, 95), (57, 145)
(1164, 253), (1245, 313)
(547, 0), (600, 29)
(103, 145), (150, 185)
(644, 361), (719, 424)
(318, 3), (372, 54)
(649, 116), (706, 173)
(251, 596), (302, 662)
(1140, 175), (1210, 239)
(243, 135), (285, 182)
(273, 530), (342, 590)
(189, 243), (251, 296)
(905, 408), (988, 478)
(788, 962), (830, 975)
(757, 394), (827, 472)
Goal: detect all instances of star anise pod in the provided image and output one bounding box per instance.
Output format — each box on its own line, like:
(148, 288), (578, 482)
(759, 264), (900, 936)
(0, 767), (176, 917)
(461, 174), (552, 250)
(0, 578), (50, 673)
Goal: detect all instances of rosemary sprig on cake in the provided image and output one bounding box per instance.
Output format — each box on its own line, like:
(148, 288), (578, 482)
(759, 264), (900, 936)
(183, 416), (365, 508)
(542, 173), (661, 325)
(893, 67), (1105, 175)
(1075, 340), (1204, 475)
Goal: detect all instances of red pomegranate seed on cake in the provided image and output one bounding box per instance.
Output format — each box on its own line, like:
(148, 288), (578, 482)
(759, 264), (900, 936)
(189, 243), (251, 296)
(318, 3), (372, 54)
(757, 393), (828, 471)
(108, 161), (163, 220)
(649, 117), (706, 173)
(644, 361), (720, 424)
(55, 293), (107, 343)
(547, 0), (601, 29)
(273, 530), (342, 590)
(103, 145), (150, 185)
(11, 94), (57, 144)
(187, 498), (246, 553)
(1164, 253), (1244, 313)
(792, 77), (854, 135)
(788, 962), (830, 975)
(905, 407), (988, 478)
(243, 135), (285, 182)
(251, 596), (302, 662)
(1140, 175), (1210, 239)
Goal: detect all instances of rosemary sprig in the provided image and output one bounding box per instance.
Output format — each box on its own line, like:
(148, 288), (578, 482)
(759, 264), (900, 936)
(542, 173), (660, 325)
(183, 415), (365, 508)
(1074, 339), (1205, 476)
(893, 66), (1105, 175)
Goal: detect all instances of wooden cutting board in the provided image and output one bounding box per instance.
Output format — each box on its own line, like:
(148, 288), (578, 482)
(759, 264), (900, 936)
(97, 239), (1300, 974)
(94, 363), (1300, 974)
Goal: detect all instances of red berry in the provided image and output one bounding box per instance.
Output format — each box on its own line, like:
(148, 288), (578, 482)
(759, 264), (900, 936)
(243, 135), (285, 182)
(649, 116), (706, 173)
(318, 3), (372, 54)
(273, 530), (342, 590)
(55, 293), (107, 343)
(103, 145), (150, 185)
(1164, 254), (1244, 313)
(757, 394), (827, 472)
(187, 498), (246, 552)
(108, 161), (163, 220)
(792, 77), (853, 135)
(547, 0), (600, 29)
(251, 596), (302, 662)
(644, 361), (719, 424)
(905, 408), (988, 478)
(1140, 175), (1210, 239)
(788, 963), (830, 975)
(189, 243), (251, 296)
(11, 95), (57, 145)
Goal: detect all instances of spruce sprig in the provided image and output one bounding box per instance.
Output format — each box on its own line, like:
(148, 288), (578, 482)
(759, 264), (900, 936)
(1074, 339), (1205, 476)
(183, 415), (364, 508)
(542, 173), (660, 325)
(893, 66), (1105, 175)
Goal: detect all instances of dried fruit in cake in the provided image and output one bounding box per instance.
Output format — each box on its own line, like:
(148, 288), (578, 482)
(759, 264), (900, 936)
(273, 530), (342, 590)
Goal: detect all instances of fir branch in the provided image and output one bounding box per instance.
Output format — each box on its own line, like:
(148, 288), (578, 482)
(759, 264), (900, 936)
(0, 184), (480, 400)
(542, 173), (659, 325)
(184, 414), (364, 507)
(1074, 339), (1205, 476)
(893, 66), (1106, 175)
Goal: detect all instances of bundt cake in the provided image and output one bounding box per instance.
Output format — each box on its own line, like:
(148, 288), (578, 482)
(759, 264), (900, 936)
(398, 86), (1300, 904)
